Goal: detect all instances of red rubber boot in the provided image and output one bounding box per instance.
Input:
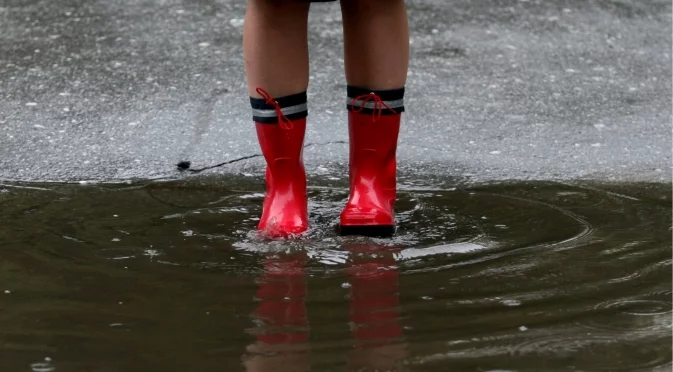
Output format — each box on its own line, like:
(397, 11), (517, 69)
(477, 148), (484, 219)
(339, 91), (402, 237)
(254, 89), (309, 238)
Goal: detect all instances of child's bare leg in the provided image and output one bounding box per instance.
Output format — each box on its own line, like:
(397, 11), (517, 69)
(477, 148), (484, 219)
(340, 0), (409, 90)
(243, 0), (311, 97)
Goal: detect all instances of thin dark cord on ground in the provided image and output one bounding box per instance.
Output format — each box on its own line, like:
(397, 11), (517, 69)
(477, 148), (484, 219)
(177, 140), (347, 174)
(180, 154), (262, 174)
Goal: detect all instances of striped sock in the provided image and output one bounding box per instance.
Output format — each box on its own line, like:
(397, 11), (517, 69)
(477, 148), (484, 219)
(250, 91), (308, 124)
(347, 86), (405, 115)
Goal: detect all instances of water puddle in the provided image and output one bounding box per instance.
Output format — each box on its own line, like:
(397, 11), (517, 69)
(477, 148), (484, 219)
(0, 178), (670, 371)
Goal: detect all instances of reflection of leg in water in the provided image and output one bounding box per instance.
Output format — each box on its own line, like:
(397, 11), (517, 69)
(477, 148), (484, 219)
(346, 244), (408, 371)
(243, 252), (311, 372)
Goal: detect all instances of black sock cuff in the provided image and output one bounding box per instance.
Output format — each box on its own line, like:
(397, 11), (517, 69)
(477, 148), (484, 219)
(347, 86), (405, 101)
(251, 91), (308, 124)
(346, 85), (405, 115)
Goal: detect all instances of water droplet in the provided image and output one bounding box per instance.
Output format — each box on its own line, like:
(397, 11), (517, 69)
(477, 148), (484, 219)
(421, 296), (433, 300)
(30, 362), (54, 372)
(143, 249), (161, 260)
(501, 299), (522, 307)
(4, 290), (10, 294)
(182, 230), (194, 237)
(341, 282), (351, 288)
(111, 238), (120, 242)
(519, 326), (528, 331)
(489, 150), (501, 155)
(109, 323), (123, 327)
(26, 102), (38, 106)
(96, 248), (140, 260)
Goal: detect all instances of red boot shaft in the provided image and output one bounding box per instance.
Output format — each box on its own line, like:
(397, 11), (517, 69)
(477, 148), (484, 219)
(255, 119), (308, 237)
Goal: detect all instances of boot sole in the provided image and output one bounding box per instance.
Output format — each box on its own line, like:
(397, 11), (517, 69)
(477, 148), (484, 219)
(338, 224), (396, 237)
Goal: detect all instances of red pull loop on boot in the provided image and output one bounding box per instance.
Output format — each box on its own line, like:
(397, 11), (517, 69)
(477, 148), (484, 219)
(256, 87), (294, 130)
(351, 92), (397, 123)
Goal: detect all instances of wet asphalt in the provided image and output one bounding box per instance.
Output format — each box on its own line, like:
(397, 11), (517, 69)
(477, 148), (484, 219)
(0, 0), (671, 184)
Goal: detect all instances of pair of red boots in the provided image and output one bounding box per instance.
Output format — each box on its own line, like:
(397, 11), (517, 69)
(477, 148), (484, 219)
(255, 88), (402, 238)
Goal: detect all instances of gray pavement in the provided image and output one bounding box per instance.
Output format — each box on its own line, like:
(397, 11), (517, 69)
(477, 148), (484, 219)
(1, 0), (671, 184)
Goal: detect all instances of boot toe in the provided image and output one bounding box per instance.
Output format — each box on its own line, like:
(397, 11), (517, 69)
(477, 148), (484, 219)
(340, 205), (395, 227)
(258, 215), (308, 238)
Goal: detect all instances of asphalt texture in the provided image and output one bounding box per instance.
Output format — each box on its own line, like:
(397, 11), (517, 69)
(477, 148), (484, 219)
(1, 0), (671, 184)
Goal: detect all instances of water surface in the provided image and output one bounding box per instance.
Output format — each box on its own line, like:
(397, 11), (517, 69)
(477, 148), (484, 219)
(0, 177), (670, 371)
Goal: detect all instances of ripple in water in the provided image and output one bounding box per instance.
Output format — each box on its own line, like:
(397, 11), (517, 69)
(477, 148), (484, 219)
(508, 331), (671, 372)
(579, 298), (673, 334)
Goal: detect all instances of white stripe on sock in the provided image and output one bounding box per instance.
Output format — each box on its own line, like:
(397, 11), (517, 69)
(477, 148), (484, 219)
(252, 103), (308, 117)
(347, 98), (404, 109)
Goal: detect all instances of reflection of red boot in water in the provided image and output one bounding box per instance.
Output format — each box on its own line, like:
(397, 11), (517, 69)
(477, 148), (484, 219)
(245, 254), (310, 371)
(346, 244), (407, 370)
(255, 255), (309, 344)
